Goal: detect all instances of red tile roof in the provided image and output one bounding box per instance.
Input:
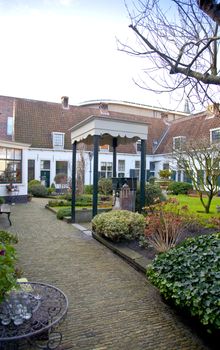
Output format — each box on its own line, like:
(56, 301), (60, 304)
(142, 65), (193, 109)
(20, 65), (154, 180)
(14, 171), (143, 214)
(13, 97), (168, 154)
(155, 112), (220, 154)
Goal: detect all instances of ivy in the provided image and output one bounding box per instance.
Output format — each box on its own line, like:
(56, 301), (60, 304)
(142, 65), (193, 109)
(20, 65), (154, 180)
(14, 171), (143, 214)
(147, 233), (220, 331)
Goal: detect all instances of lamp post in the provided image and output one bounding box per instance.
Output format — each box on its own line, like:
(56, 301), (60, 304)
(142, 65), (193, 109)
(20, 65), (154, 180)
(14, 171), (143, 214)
(88, 151), (93, 185)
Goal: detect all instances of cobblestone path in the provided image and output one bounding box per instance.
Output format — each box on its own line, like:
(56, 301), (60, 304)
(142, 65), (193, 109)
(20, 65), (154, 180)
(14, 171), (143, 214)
(1, 198), (213, 350)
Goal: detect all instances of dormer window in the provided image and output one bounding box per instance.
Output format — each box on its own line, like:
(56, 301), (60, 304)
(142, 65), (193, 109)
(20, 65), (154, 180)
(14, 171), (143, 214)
(52, 132), (65, 149)
(173, 136), (186, 150)
(210, 128), (220, 144)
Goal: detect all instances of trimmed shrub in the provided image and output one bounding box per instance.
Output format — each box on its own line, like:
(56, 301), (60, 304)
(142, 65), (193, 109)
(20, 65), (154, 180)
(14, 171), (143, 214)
(98, 178), (112, 195)
(28, 184), (48, 197)
(147, 233), (220, 332)
(0, 197), (5, 205)
(48, 199), (70, 207)
(54, 173), (67, 184)
(75, 194), (93, 207)
(167, 181), (193, 195)
(28, 179), (41, 187)
(92, 210), (145, 242)
(84, 184), (93, 194)
(136, 183), (166, 211)
(57, 207), (71, 220)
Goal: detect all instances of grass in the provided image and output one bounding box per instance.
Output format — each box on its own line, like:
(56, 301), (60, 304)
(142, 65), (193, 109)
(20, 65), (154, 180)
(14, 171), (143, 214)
(168, 194), (220, 220)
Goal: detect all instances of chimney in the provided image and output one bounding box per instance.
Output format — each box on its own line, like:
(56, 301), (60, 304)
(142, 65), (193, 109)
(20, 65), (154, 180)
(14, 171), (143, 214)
(61, 96), (69, 109)
(161, 112), (170, 125)
(207, 103), (220, 116)
(99, 103), (109, 115)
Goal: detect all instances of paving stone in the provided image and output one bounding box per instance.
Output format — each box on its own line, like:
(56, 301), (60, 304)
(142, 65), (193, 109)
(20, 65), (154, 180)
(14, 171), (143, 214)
(3, 198), (213, 350)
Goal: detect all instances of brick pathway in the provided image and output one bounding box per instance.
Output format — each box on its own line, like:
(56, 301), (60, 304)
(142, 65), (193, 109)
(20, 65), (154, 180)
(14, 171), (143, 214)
(2, 198), (212, 349)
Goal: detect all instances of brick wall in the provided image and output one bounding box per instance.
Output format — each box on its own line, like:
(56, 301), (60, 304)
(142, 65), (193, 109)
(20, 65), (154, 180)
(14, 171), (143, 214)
(0, 95), (14, 141)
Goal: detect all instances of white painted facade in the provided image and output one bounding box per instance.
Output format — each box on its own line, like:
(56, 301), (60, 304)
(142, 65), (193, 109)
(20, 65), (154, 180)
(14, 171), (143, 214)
(26, 148), (165, 186)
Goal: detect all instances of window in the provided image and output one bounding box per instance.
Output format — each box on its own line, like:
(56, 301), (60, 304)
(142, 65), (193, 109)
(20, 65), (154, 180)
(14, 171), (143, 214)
(118, 159), (125, 177)
(183, 171), (192, 183)
(40, 160), (50, 170)
(136, 140), (141, 153)
(197, 170), (204, 186)
(163, 163), (169, 170)
(134, 160), (140, 179)
(173, 136), (186, 150)
(7, 117), (13, 136)
(0, 147), (22, 183)
(28, 160), (35, 182)
(56, 161), (68, 176)
(147, 162), (156, 181)
(210, 128), (220, 144)
(100, 162), (112, 178)
(52, 132), (65, 148)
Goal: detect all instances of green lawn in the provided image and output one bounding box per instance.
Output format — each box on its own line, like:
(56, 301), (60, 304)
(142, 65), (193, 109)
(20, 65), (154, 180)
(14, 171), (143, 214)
(168, 194), (220, 220)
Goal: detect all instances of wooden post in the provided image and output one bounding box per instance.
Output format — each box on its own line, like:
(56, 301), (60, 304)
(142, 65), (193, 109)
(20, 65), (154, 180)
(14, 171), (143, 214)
(140, 139), (146, 212)
(112, 137), (117, 178)
(71, 141), (77, 223)
(93, 135), (99, 218)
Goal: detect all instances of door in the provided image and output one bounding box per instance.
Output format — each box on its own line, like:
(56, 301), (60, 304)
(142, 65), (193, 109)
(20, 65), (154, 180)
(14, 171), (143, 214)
(40, 170), (50, 187)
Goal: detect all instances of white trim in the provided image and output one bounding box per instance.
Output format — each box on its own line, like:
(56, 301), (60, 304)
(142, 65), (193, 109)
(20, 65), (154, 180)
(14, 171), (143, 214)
(0, 140), (30, 149)
(78, 99), (189, 116)
(70, 116), (148, 145)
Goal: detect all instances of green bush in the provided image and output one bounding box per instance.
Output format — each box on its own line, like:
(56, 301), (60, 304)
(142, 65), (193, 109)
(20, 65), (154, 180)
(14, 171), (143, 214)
(84, 184), (93, 194)
(92, 210), (145, 242)
(0, 197), (5, 205)
(76, 194), (93, 207)
(56, 207), (71, 220)
(0, 231), (18, 244)
(159, 169), (172, 179)
(136, 183), (166, 211)
(167, 181), (193, 195)
(147, 233), (220, 332)
(0, 231), (18, 303)
(28, 184), (48, 197)
(28, 179), (41, 187)
(47, 187), (56, 195)
(48, 199), (70, 207)
(98, 178), (112, 195)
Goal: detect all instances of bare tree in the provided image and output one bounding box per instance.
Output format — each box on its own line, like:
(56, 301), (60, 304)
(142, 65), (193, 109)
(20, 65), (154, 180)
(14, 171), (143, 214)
(119, 0), (220, 111)
(76, 146), (85, 195)
(172, 137), (220, 213)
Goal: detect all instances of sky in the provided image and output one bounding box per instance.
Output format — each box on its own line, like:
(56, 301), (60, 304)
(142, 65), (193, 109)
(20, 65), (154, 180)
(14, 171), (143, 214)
(0, 0), (182, 110)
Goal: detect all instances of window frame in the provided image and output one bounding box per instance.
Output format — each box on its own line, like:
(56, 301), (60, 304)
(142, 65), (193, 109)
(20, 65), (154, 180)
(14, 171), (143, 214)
(0, 147), (22, 184)
(210, 127), (220, 144)
(173, 136), (186, 150)
(52, 132), (65, 149)
(100, 161), (113, 178)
